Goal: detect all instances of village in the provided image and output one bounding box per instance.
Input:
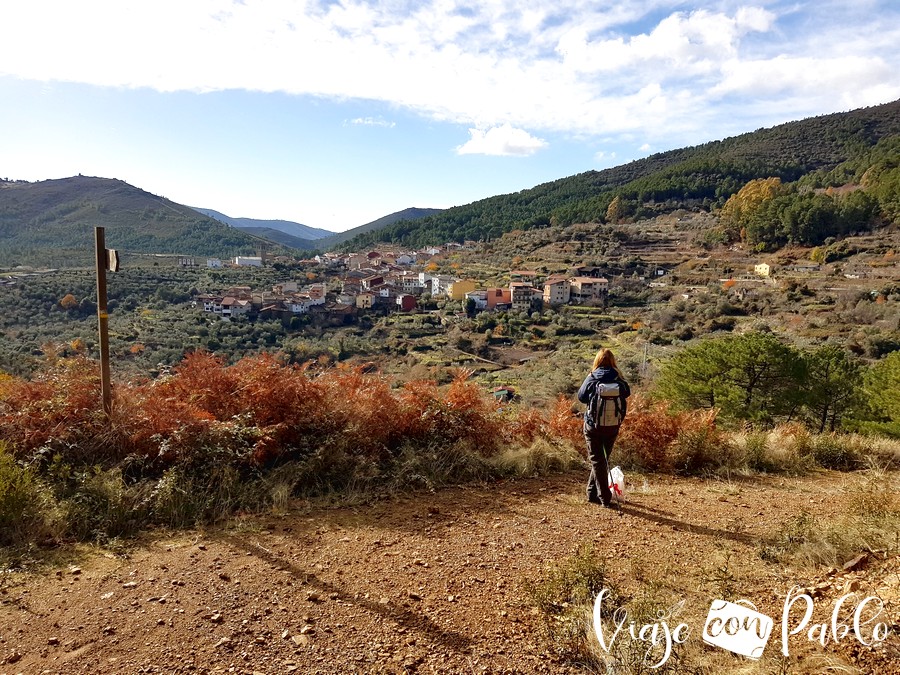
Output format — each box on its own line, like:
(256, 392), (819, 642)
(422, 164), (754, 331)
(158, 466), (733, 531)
(192, 229), (898, 328)
(193, 245), (613, 323)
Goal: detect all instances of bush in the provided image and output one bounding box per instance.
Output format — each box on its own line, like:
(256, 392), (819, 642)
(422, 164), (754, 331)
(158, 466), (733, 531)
(741, 430), (777, 472)
(807, 433), (863, 470)
(752, 424), (814, 473)
(615, 395), (683, 470)
(0, 443), (54, 548)
(523, 543), (613, 664)
(524, 543), (688, 673)
(616, 396), (730, 473)
(56, 466), (152, 542)
(4, 348), (896, 549)
(667, 412), (733, 475)
(0, 357), (112, 462)
(489, 438), (583, 477)
(152, 463), (254, 528)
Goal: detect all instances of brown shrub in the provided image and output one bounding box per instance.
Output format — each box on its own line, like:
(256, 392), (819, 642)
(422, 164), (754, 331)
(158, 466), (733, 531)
(504, 406), (545, 447)
(0, 356), (111, 461)
(615, 395), (683, 471)
(544, 396), (584, 454)
(615, 395), (728, 474)
(667, 409), (732, 474)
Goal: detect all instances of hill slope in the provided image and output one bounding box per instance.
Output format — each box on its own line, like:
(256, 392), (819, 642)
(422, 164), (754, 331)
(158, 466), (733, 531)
(192, 207), (334, 242)
(342, 99), (900, 249)
(0, 177), (282, 267)
(314, 207), (444, 249)
(225, 225), (318, 250)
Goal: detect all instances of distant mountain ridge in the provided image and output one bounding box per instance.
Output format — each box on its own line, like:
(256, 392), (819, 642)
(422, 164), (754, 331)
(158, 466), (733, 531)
(0, 175), (446, 266)
(7, 99), (898, 267)
(227, 226), (319, 251)
(0, 176), (279, 267)
(191, 208), (334, 241)
(314, 207), (444, 250)
(193, 206), (444, 251)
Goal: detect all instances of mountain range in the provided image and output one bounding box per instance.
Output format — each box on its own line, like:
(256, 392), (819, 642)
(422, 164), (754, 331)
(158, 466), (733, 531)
(0, 177), (442, 266)
(1, 98), (898, 267)
(0, 176), (282, 268)
(192, 206), (444, 251)
(191, 208), (335, 244)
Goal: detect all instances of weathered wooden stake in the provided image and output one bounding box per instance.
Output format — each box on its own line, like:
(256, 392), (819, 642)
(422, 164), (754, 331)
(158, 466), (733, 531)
(95, 226), (112, 417)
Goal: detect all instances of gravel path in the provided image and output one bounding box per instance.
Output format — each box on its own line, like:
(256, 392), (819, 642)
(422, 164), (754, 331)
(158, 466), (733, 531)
(2, 470), (898, 674)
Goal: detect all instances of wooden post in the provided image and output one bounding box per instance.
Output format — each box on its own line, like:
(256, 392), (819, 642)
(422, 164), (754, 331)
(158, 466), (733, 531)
(95, 226), (112, 417)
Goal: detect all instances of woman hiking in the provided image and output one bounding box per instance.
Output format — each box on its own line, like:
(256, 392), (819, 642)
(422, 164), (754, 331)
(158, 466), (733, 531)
(577, 348), (631, 508)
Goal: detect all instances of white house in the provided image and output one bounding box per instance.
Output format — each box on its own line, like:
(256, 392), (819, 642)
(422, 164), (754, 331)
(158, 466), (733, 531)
(431, 274), (454, 297)
(397, 271), (424, 294)
(288, 296), (313, 314)
(234, 256), (263, 267)
(206, 258), (223, 268)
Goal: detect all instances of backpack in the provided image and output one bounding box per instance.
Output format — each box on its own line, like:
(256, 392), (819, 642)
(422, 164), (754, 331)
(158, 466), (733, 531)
(592, 382), (623, 427)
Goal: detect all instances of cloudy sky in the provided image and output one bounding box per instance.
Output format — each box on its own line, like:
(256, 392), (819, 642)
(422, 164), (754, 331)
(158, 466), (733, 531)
(2, 1), (899, 232)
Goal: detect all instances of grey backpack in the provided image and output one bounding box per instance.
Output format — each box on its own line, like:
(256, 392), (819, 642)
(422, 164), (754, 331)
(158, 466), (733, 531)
(592, 382), (623, 427)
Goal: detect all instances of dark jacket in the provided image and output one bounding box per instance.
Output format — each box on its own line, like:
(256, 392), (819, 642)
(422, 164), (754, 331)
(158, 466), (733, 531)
(577, 367), (631, 431)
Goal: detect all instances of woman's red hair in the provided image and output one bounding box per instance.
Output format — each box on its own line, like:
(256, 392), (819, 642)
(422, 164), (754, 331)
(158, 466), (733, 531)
(591, 348), (624, 379)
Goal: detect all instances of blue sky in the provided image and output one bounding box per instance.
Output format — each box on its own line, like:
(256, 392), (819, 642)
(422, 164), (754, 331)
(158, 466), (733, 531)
(2, 1), (899, 233)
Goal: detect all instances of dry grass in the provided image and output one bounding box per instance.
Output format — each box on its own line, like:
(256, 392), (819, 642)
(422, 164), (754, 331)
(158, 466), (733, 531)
(760, 469), (900, 568)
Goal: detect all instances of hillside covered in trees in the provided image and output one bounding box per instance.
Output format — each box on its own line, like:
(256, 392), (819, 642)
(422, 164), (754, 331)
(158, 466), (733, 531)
(342, 99), (900, 250)
(0, 176), (279, 267)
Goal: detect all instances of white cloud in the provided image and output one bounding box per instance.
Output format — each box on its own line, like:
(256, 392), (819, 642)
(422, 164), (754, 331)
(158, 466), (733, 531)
(456, 124), (547, 156)
(1, 1), (898, 148)
(712, 55), (897, 103)
(639, 143), (652, 152)
(555, 7), (776, 76)
(594, 150), (617, 164)
(347, 116), (396, 128)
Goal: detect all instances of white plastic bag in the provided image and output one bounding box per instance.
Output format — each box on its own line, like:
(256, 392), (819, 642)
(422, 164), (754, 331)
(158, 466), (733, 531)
(608, 466), (625, 500)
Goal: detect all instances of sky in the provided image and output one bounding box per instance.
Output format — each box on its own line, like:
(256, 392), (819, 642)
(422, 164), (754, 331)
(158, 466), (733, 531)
(2, 1), (899, 233)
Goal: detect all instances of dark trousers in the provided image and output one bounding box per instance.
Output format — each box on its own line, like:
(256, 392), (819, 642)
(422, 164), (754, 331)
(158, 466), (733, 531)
(585, 426), (619, 504)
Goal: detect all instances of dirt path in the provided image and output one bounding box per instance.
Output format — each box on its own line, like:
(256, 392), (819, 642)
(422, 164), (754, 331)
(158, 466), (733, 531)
(2, 471), (898, 674)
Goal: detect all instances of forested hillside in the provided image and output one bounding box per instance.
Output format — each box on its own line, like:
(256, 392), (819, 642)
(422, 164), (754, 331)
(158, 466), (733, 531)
(313, 206), (444, 249)
(343, 99), (900, 250)
(0, 176), (277, 267)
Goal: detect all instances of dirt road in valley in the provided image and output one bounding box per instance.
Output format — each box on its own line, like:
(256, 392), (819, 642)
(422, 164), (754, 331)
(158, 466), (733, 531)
(2, 470), (898, 674)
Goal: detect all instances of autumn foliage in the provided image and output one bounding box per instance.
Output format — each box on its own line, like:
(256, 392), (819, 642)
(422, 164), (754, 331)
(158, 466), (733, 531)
(0, 353), (582, 479)
(615, 394), (725, 473)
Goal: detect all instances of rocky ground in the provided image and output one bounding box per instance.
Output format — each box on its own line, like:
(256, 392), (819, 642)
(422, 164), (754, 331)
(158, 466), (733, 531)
(1, 470), (898, 674)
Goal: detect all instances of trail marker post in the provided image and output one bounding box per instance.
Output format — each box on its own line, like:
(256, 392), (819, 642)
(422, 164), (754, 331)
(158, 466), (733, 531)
(94, 227), (118, 417)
